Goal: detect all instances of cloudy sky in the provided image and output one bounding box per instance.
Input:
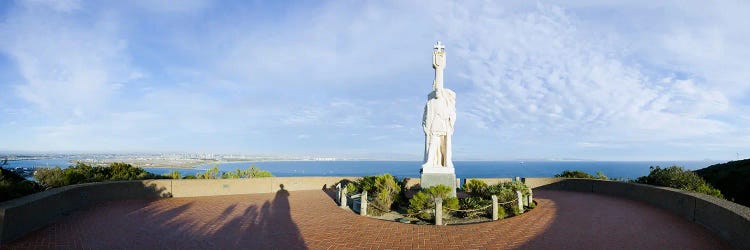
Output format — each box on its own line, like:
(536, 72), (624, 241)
(1, 0), (748, 161)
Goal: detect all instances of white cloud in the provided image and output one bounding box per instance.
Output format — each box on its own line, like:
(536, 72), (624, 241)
(0, 3), (137, 119)
(1, 1), (748, 160)
(440, 3), (739, 147)
(22, 0), (82, 12)
(131, 0), (211, 13)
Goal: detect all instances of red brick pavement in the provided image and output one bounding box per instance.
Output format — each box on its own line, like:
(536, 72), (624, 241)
(2, 190), (731, 249)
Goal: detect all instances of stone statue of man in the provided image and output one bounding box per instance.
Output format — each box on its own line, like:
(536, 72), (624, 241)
(422, 41), (456, 170)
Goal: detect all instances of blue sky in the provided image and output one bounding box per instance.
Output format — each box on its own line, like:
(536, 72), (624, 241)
(1, 0), (749, 161)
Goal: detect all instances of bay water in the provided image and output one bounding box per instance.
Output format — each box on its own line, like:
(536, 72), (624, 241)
(6, 159), (720, 180)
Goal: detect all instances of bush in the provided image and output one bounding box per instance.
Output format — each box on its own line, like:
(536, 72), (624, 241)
(198, 165), (273, 179)
(465, 181), (530, 216)
(222, 169), (243, 179)
(497, 203), (507, 219)
(34, 167), (66, 189)
(246, 165), (273, 178)
(1, 167), (43, 202)
(506, 203), (522, 216)
(407, 185), (459, 220)
(476, 181), (530, 201)
(463, 179), (488, 196)
(636, 166), (723, 198)
(345, 182), (358, 196)
(458, 196), (491, 218)
(695, 159), (750, 207)
(367, 174), (401, 216)
(167, 170), (181, 179)
(407, 191), (431, 219)
(35, 162), (164, 189)
(197, 165), (221, 179)
(356, 176), (378, 193)
(555, 170), (607, 180)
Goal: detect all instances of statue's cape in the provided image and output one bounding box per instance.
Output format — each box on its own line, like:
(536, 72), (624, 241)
(423, 88), (457, 132)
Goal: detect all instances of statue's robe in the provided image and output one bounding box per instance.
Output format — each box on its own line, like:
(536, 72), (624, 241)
(422, 89), (456, 169)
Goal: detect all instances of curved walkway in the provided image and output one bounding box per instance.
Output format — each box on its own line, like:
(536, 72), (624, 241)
(3, 190), (730, 249)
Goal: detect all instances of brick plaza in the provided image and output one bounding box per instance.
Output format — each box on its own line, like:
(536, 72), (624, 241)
(3, 190), (730, 249)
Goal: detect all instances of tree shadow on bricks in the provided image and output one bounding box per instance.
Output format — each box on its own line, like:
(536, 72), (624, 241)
(139, 185), (306, 249)
(1, 182), (306, 249)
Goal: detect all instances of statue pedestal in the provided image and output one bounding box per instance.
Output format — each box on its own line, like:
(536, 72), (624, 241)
(420, 167), (457, 197)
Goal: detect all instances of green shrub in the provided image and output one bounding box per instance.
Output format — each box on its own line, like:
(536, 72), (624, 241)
(636, 166), (723, 198)
(505, 203), (522, 216)
(167, 170), (181, 179)
(497, 203), (507, 219)
(407, 185), (459, 220)
(35, 162), (164, 189)
(407, 191), (431, 219)
(34, 167), (66, 189)
(345, 182), (358, 196)
(246, 165), (273, 178)
(356, 176), (378, 193)
(368, 174), (401, 216)
(197, 165), (273, 179)
(1, 167), (43, 202)
(458, 196), (490, 218)
(197, 165), (221, 179)
(555, 170), (608, 180)
(463, 179), (488, 196)
(183, 175), (197, 179)
(556, 170), (591, 179)
(503, 181), (530, 196)
(221, 169), (243, 179)
(479, 181), (529, 201)
(595, 171), (608, 180)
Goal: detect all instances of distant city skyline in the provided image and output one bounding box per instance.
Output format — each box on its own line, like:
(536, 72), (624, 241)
(1, 1), (749, 161)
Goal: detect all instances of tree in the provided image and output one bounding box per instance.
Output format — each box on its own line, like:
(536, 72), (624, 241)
(636, 166), (722, 198)
(1, 160), (43, 202)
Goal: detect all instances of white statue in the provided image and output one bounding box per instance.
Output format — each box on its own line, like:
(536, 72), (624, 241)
(422, 41), (456, 171)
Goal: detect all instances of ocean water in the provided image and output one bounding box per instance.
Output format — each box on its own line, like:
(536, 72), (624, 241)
(6, 159), (719, 180)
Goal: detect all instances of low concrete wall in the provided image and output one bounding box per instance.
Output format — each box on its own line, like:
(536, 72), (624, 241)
(171, 177), (356, 197)
(466, 178), (515, 186)
(0, 177), (357, 245)
(526, 178), (750, 249)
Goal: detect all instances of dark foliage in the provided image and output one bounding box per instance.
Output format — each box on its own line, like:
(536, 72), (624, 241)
(1, 167), (43, 202)
(695, 159), (750, 207)
(35, 162), (168, 189)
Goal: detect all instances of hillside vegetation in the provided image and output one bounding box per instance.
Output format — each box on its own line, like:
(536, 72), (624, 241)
(695, 159), (750, 207)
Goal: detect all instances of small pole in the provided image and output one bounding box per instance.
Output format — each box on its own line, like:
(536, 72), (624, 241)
(435, 198), (443, 226)
(514, 176), (521, 182)
(340, 185), (348, 208)
(491, 195), (499, 221)
(360, 191), (368, 216)
(336, 183), (341, 204)
(528, 189), (534, 206)
(523, 192), (529, 207)
(516, 190), (524, 213)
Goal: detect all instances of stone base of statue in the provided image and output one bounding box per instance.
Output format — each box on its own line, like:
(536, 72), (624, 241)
(420, 166), (457, 197)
